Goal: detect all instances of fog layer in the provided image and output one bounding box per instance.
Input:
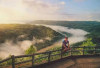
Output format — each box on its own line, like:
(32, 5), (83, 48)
(44, 25), (88, 44)
(0, 25), (88, 59)
(37, 25), (88, 53)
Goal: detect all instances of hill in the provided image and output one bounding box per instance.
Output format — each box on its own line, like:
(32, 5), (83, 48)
(0, 24), (63, 50)
(30, 20), (100, 45)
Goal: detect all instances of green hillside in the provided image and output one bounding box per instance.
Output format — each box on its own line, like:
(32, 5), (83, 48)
(30, 21), (100, 45)
(0, 24), (63, 50)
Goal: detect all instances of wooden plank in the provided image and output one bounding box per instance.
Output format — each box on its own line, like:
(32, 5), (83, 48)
(70, 49), (72, 56)
(1, 46), (100, 67)
(35, 56), (48, 61)
(34, 52), (49, 55)
(71, 50), (83, 52)
(61, 50), (63, 59)
(48, 52), (51, 62)
(15, 59), (32, 65)
(83, 46), (85, 55)
(32, 54), (34, 67)
(11, 55), (15, 68)
(15, 54), (33, 58)
(71, 46), (98, 48)
(51, 49), (61, 52)
(51, 53), (61, 57)
(0, 57), (11, 63)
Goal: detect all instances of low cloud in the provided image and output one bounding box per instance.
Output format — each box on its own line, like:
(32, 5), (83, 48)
(0, 34), (51, 59)
(43, 25), (88, 44)
(37, 25), (88, 53)
(0, 40), (34, 59)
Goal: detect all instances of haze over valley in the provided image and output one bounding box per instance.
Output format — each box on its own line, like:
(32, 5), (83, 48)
(0, 23), (89, 59)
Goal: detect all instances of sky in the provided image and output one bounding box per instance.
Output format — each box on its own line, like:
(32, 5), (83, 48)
(0, 0), (100, 24)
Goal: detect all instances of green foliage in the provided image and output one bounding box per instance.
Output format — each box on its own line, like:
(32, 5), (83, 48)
(34, 21), (100, 45)
(1, 21), (100, 67)
(71, 41), (84, 47)
(78, 38), (96, 54)
(0, 24), (63, 50)
(81, 38), (96, 47)
(6, 59), (12, 65)
(25, 45), (37, 55)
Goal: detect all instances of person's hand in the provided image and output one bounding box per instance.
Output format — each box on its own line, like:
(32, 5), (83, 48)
(64, 45), (66, 48)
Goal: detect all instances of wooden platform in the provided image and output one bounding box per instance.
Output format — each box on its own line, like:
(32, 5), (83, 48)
(32, 54), (100, 68)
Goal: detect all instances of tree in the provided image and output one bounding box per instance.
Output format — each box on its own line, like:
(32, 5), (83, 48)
(79, 38), (96, 54)
(81, 38), (96, 47)
(25, 45), (37, 55)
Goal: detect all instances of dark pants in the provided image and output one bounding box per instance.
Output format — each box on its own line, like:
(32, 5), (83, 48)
(62, 46), (68, 50)
(62, 46), (68, 53)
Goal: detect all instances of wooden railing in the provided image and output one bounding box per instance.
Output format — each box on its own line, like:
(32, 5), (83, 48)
(0, 46), (100, 68)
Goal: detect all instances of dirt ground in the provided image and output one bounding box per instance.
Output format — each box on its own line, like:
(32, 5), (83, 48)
(33, 55), (100, 68)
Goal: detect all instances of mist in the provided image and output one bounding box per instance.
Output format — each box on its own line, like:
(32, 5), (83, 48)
(0, 24), (88, 59)
(0, 35), (51, 59)
(36, 25), (89, 53)
(44, 25), (88, 44)
(0, 40), (34, 59)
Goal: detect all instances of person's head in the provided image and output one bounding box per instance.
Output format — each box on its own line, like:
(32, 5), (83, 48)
(65, 37), (68, 41)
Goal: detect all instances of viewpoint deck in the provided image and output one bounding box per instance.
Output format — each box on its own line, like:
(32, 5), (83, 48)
(33, 55), (100, 68)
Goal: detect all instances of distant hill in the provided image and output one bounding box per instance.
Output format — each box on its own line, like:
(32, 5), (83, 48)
(29, 20), (100, 45)
(0, 24), (63, 50)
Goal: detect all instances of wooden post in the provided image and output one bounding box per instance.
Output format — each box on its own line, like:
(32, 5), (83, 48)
(94, 46), (96, 54)
(61, 49), (63, 59)
(70, 49), (72, 56)
(11, 55), (15, 68)
(48, 51), (51, 62)
(32, 54), (35, 68)
(83, 46), (85, 55)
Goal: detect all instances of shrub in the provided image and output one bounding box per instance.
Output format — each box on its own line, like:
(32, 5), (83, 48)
(25, 45), (37, 55)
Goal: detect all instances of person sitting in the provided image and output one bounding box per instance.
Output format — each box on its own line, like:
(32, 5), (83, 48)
(62, 37), (71, 53)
